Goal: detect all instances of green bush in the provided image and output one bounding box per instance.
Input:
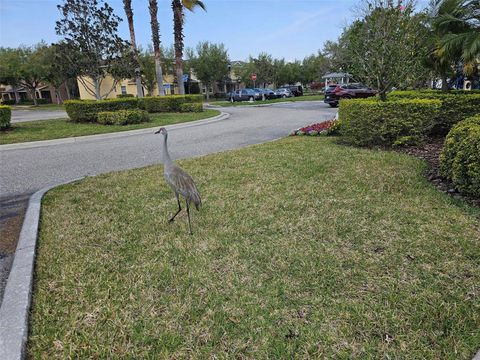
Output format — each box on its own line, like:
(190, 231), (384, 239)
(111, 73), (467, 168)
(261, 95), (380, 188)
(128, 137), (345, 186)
(183, 94), (203, 103)
(97, 109), (150, 125)
(64, 98), (139, 122)
(116, 94), (135, 98)
(388, 91), (480, 134)
(338, 98), (441, 146)
(0, 105), (12, 130)
(440, 115), (480, 196)
(1, 99), (16, 105)
(143, 95), (203, 113)
(179, 103), (203, 113)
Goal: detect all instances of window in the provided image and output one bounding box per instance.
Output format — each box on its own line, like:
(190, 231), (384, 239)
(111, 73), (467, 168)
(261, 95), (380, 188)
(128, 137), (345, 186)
(121, 86), (127, 95)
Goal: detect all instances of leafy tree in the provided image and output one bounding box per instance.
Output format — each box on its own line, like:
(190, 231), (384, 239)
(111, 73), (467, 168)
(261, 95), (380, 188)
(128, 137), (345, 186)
(16, 44), (51, 105)
(123, 0), (144, 97)
(172, 0), (206, 95)
(338, 0), (430, 100)
(0, 48), (22, 103)
(148, 0), (165, 96)
(41, 43), (81, 103)
(138, 45), (176, 95)
(190, 41), (229, 100)
(433, 0), (480, 75)
(56, 0), (132, 99)
(302, 52), (329, 84)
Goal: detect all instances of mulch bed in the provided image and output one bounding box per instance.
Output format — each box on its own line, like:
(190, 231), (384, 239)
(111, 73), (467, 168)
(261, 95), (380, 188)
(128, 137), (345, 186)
(396, 137), (480, 208)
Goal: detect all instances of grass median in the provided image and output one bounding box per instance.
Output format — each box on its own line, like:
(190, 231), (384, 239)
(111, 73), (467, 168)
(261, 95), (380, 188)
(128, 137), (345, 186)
(0, 109), (220, 145)
(29, 137), (479, 358)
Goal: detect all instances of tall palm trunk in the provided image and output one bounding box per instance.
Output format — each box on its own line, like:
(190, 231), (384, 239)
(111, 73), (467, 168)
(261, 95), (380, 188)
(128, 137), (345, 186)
(148, 0), (165, 96)
(172, 0), (185, 95)
(123, 0), (144, 98)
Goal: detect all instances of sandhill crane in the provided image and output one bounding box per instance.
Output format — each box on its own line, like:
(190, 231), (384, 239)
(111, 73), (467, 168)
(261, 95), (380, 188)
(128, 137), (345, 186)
(155, 127), (201, 234)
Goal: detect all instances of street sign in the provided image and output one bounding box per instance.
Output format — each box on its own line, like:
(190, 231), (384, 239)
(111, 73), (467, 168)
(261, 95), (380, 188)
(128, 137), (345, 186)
(251, 73), (257, 81)
(182, 74), (189, 82)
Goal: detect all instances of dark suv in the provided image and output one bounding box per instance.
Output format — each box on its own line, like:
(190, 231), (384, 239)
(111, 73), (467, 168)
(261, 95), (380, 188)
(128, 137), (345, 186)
(324, 83), (376, 107)
(228, 89), (256, 102)
(285, 85), (303, 96)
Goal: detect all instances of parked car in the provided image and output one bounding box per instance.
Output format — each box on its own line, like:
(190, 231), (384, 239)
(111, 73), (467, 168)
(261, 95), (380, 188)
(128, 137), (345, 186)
(274, 88), (293, 98)
(324, 83), (377, 107)
(253, 88), (276, 100)
(285, 85), (303, 96)
(228, 88), (256, 102)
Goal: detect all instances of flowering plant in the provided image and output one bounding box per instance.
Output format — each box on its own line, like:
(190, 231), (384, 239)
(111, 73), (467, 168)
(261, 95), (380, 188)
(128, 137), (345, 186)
(290, 120), (337, 136)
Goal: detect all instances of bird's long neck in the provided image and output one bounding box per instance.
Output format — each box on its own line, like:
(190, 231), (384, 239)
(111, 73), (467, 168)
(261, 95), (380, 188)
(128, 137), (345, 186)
(162, 133), (173, 165)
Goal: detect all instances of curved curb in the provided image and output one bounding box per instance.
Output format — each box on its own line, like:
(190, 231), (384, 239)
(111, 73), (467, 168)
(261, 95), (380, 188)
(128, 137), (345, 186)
(0, 111), (230, 151)
(0, 178), (83, 360)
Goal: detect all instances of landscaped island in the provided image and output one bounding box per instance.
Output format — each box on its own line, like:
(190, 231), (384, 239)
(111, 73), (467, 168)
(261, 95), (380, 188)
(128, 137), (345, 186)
(29, 136), (480, 358)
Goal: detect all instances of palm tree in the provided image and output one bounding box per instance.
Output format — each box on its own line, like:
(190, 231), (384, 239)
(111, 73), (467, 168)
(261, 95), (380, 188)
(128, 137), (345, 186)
(172, 0), (206, 95)
(148, 0), (165, 96)
(123, 0), (144, 98)
(433, 0), (480, 74)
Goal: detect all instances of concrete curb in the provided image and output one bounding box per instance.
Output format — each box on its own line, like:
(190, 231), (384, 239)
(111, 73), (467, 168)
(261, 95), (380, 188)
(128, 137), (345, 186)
(0, 111), (230, 151)
(0, 179), (82, 360)
(473, 350), (480, 360)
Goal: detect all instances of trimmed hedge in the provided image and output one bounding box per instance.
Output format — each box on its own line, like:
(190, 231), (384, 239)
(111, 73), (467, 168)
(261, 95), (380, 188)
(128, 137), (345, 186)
(179, 103), (203, 113)
(1, 99), (16, 105)
(0, 105), (12, 130)
(388, 91), (480, 134)
(338, 98), (441, 146)
(97, 109), (150, 125)
(440, 115), (480, 197)
(64, 98), (139, 122)
(116, 94), (135, 98)
(143, 95), (203, 113)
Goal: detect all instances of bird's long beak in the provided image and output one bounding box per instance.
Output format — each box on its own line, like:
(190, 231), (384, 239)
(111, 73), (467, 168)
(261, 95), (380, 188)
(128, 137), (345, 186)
(154, 129), (161, 134)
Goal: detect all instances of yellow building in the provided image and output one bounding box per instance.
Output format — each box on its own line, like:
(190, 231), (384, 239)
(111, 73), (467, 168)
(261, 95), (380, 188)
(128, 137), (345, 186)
(77, 74), (178, 100)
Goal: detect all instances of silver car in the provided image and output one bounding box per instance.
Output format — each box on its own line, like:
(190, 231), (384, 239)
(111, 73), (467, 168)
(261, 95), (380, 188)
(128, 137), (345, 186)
(274, 88), (293, 98)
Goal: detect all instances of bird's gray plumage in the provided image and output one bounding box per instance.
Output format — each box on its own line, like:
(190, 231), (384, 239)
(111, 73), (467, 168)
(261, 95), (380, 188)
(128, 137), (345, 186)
(156, 127), (201, 233)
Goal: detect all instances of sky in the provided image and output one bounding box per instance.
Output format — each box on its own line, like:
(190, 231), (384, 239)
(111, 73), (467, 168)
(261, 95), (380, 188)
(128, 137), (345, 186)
(0, 0), (428, 62)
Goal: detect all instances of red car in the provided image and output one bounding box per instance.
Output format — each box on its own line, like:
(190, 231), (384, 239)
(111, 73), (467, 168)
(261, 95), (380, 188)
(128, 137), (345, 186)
(324, 83), (377, 107)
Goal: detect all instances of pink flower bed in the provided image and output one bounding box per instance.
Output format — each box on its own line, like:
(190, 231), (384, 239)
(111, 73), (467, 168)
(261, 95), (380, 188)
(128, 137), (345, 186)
(290, 120), (336, 136)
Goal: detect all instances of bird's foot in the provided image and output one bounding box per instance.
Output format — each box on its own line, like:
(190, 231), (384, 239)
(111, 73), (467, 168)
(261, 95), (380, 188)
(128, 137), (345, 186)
(168, 218), (175, 223)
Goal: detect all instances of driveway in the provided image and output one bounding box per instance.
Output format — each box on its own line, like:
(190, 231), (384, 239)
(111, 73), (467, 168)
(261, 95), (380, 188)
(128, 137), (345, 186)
(11, 109), (68, 123)
(1, 101), (337, 197)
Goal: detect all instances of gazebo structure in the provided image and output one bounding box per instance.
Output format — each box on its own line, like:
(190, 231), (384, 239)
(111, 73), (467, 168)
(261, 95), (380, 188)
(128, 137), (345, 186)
(322, 72), (354, 86)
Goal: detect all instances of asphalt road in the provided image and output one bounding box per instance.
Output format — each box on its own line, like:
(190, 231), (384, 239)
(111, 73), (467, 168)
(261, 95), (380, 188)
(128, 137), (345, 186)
(1, 101), (337, 197)
(11, 109), (68, 123)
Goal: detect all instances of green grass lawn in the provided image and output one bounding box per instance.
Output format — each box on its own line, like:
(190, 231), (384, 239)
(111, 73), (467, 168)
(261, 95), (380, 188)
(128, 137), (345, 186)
(212, 94), (325, 107)
(0, 110), (219, 145)
(29, 137), (480, 359)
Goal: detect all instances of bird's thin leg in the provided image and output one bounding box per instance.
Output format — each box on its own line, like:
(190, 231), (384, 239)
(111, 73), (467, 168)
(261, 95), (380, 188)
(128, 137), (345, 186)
(169, 193), (182, 223)
(186, 200), (193, 235)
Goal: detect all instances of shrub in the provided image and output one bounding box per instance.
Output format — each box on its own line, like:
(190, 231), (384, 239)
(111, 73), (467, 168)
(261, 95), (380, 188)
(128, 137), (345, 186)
(116, 94), (135, 98)
(1, 99), (16, 105)
(0, 105), (12, 130)
(179, 103), (203, 113)
(388, 91), (480, 134)
(64, 98), (139, 122)
(440, 115), (480, 196)
(97, 109), (150, 125)
(143, 95), (203, 113)
(339, 98), (441, 146)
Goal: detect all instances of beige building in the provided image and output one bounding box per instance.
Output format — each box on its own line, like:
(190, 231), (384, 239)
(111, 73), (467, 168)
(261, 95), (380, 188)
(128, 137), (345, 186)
(77, 65), (244, 100)
(0, 83), (70, 104)
(77, 74), (180, 100)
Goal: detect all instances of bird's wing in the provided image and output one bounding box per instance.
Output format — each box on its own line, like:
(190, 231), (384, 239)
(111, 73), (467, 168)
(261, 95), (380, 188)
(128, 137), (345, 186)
(167, 165), (202, 208)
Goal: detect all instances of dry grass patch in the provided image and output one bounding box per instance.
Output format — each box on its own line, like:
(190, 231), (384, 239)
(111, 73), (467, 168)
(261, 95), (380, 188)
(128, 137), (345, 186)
(29, 137), (480, 359)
